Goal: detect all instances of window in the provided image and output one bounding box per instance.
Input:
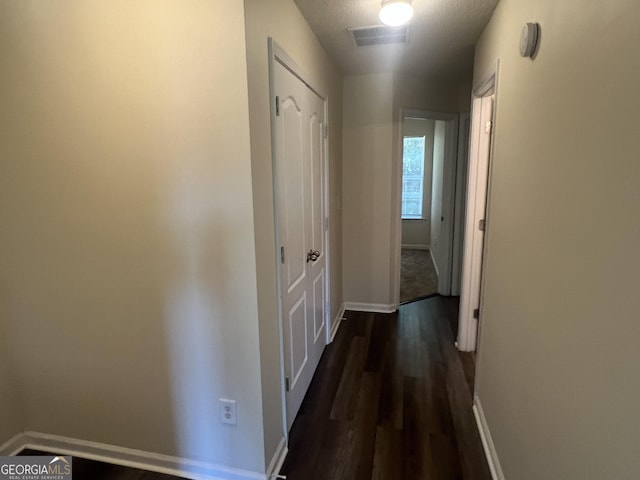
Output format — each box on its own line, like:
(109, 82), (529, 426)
(401, 136), (426, 219)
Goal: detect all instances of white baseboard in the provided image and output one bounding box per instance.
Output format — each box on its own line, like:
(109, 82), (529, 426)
(330, 304), (345, 342)
(473, 396), (505, 480)
(265, 437), (287, 479)
(9, 431), (268, 480)
(0, 432), (27, 456)
(401, 244), (430, 251)
(343, 302), (397, 314)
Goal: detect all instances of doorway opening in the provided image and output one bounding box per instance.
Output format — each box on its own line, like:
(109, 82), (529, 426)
(392, 110), (470, 307)
(399, 119), (438, 304)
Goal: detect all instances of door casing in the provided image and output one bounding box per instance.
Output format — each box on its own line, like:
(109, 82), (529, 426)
(451, 112), (471, 296)
(391, 109), (460, 307)
(458, 60), (500, 354)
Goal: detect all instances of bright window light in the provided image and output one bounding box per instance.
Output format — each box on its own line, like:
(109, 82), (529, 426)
(401, 136), (426, 219)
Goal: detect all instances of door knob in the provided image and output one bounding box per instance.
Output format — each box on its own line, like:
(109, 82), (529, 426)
(306, 250), (320, 262)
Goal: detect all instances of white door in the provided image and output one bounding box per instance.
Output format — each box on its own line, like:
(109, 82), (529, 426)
(431, 117), (460, 296)
(458, 95), (494, 352)
(273, 59), (327, 430)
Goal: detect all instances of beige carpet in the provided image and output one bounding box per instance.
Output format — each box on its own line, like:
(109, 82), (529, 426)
(400, 248), (438, 304)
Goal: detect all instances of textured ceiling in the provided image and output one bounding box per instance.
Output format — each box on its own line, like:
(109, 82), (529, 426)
(293, 0), (499, 82)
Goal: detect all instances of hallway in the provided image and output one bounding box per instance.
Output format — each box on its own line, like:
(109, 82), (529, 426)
(280, 297), (491, 480)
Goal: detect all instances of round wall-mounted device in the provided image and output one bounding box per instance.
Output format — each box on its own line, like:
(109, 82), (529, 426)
(520, 22), (540, 58)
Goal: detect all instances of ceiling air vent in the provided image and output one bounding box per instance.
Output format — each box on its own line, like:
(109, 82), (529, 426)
(349, 25), (409, 47)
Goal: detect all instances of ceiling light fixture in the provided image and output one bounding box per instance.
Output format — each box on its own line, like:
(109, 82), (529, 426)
(379, 0), (414, 27)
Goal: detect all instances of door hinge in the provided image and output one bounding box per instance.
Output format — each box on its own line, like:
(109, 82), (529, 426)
(324, 217), (329, 231)
(479, 219), (486, 232)
(275, 96), (280, 117)
(280, 246), (285, 264)
(473, 308), (480, 319)
(485, 120), (492, 134)
(285, 376), (290, 392)
(323, 124), (328, 139)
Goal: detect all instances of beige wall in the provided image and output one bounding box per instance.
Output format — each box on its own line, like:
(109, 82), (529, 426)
(393, 74), (462, 115)
(342, 74), (394, 306)
(0, 0), (267, 473)
(0, 318), (22, 445)
(344, 73), (468, 307)
(243, 0), (344, 464)
(400, 221), (429, 248)
(474, 1), (640, 478)
(458, 81), (473, 112)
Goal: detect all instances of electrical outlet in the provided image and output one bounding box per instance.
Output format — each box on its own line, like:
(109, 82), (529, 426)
(220, 399), (237, 425)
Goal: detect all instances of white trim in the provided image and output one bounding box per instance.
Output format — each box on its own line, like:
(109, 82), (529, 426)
(457, 59), (500, 353)
(451, 112), (471, 296)
(344, 303), (396, 314)
(269, 41), (326, 100)
(429, 248), (440, 278)
(473, 396), (505, 480)
(0, 432), (26, 456)
(401, 244), (429, 251)
(473, 60), (500, 97)
(268, 38), (289, 447)
(390, 106), (405, 309)
(323, 97), (332, 348)
(9, 431), (267, 480)
(265, 437), (287, 480)
(330, 304), (345, 342)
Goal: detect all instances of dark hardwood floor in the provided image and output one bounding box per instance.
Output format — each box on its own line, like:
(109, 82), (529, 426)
(280, 296), (491, 480)
(19, 449), (186, 480)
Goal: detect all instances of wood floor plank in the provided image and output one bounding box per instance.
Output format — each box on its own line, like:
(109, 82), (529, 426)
(459, 351), (477, 399)
(351, 372), (383, 480)
(320, 372), (382, 480)
(399, 336), (429, 379)
(376, 330), (403, 429)
(364, 313), (394, 373)
(371, 427), (402, 480)
(402, 375), (436, 479)
(329, 335), (367, 421)
(425, 360), (456, 436)
(430, 432), (464, 480)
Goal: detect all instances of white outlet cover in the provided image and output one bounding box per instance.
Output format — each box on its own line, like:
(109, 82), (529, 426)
(220, 398), (237, 426)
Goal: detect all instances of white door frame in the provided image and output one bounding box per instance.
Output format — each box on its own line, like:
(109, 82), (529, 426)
(391, 109), (459, 307)
(267, 39), (332, 438)
(457, 60), (500, 352)
(451, 112), (471, 296)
